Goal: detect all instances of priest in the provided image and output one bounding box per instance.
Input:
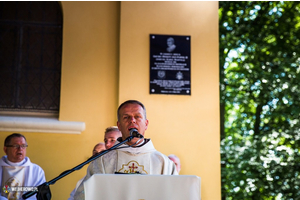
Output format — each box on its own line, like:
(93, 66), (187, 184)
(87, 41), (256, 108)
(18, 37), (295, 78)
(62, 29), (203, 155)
(74, 100), (177, 200)
(0, 133), (46, 200)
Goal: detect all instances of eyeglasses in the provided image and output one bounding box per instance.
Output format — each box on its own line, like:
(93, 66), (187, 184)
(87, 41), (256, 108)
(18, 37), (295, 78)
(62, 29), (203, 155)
(5, 144), (28, 149)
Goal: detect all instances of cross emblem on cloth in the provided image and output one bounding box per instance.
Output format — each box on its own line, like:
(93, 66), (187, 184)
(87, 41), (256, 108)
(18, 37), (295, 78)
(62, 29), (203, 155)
(129, 163), (138, 173)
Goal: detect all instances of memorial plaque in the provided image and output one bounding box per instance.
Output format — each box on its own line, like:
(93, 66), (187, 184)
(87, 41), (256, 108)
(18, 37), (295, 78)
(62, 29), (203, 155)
(150, 34), (191, 95)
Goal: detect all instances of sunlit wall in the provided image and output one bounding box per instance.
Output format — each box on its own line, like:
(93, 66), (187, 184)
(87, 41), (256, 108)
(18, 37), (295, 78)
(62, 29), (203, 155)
(0, 2), (220, 199)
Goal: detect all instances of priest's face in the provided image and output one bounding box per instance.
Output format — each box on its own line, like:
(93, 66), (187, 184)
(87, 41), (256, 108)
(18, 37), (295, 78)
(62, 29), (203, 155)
(4, 136), (27, 163)
(117, 103), (148, 144)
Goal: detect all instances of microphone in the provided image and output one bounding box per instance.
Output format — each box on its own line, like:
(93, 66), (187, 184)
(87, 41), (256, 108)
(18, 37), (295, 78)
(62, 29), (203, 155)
(129, 128), (144, 138)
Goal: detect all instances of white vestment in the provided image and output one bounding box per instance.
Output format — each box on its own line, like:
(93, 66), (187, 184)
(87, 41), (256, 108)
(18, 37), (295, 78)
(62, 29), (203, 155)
(74, 139), (177, 200)
(0, 156), (46, 200)
(68, 177), (84, 200)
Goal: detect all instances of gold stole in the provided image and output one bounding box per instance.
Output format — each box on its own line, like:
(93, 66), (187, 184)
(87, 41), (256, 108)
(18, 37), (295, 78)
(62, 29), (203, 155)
(1, 166), (26, 200)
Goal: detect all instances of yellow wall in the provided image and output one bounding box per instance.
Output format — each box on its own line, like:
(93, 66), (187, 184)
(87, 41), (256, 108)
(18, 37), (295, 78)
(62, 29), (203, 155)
(0, 1), (220, 200)
(119, 2), (220, 199)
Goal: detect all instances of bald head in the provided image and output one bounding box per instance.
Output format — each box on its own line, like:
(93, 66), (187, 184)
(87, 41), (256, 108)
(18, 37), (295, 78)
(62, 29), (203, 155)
(92, 142), (105, 156)
(168, 154), (181, 173)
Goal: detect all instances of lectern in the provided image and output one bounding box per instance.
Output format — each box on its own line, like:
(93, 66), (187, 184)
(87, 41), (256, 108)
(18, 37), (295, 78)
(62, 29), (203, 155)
(84, 174), (201, 200)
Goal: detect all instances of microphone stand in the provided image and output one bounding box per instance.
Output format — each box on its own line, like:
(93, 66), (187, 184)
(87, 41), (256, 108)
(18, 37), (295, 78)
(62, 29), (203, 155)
(22, 135), (135, 200)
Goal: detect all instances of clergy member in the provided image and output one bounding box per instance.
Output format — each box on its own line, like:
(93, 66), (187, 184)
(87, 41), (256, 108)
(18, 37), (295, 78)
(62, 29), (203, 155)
(74, 100), (178, 200)
(168, 154), (181, 174)
(103, 126), (122, 149)
(68, 142), (106, 200)
(0, 133), (46, 200)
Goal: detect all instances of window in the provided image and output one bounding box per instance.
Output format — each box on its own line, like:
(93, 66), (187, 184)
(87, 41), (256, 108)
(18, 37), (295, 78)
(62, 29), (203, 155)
(0, 2), (62, 116)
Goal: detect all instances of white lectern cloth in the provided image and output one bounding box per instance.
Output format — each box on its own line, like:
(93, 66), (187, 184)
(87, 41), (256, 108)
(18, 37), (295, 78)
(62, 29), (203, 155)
(84, 174), (201, 200)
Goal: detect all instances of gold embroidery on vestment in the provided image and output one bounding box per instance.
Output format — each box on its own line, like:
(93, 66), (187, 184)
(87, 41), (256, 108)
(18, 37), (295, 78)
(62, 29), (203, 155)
(118, 160), (148, 174)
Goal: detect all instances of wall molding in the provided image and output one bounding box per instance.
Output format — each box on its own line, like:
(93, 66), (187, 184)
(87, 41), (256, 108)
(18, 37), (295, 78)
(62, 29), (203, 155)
(0, 116), (85, 134)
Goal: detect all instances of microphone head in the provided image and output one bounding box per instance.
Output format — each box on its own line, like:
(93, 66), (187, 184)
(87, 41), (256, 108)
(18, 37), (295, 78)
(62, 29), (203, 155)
(129, 128), (144, 138)
(129, 128), (138, 134)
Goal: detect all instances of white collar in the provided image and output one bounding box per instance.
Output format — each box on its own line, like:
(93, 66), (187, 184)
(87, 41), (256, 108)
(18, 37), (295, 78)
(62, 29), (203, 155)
(4, 156), (25, 166)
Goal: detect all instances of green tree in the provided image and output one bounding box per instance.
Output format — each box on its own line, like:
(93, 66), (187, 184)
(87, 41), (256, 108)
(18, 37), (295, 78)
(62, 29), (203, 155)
(220, 2), (300, 199)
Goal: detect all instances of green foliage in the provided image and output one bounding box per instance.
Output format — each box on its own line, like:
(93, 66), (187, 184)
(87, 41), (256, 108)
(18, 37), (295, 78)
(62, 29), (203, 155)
(220, 1), (300, 199)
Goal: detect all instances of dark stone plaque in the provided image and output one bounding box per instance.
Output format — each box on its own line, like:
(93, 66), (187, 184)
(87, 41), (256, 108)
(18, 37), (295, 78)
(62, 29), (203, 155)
(150, 34), (191, 95)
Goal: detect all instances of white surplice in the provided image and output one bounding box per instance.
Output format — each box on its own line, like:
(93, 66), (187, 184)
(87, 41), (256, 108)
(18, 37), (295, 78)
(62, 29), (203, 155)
(0, 156), (46, 200)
